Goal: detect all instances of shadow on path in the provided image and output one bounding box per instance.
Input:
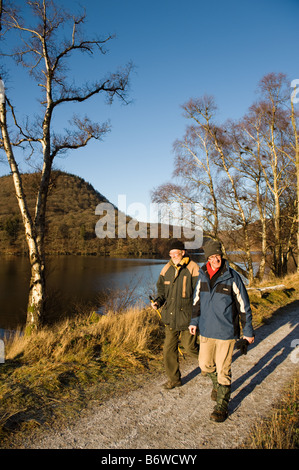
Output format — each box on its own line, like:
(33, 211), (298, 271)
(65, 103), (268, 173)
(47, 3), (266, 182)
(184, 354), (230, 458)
(182, 365), (201, 385)
(229, 302), (299, 414)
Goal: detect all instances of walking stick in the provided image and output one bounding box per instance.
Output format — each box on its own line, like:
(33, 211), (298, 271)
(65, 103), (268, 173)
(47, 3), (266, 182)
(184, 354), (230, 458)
(149, 296), (185, 358)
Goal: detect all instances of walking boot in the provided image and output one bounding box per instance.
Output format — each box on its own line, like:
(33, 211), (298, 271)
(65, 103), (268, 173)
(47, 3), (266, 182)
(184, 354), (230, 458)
(162, 379), (182, 390)
(210, 384), (231, 423)
(207, 372), (218, 401)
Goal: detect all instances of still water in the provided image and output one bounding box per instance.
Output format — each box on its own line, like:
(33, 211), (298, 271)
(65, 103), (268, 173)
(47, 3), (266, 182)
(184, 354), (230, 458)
(0, 255), (170, 331)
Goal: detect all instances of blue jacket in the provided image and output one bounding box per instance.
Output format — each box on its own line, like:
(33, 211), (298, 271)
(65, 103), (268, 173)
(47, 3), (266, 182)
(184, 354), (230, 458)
(190, 260), (254, 340)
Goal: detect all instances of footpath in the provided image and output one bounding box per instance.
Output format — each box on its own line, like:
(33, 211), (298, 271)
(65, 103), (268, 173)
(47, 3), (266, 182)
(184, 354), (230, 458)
(21, 302), (298, 450)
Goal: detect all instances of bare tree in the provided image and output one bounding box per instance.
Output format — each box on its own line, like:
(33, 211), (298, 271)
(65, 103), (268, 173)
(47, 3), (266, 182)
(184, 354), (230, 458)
(178, 97), (220, 239)
(0, 0), (133, 332)
(289, 82), (299, 272)
(152, 96), (250, 278)
(152, 77), (298, 281)
(256, 74), (296, 276)
(153, 126), (218, 236)
(229, 108), (269, 281)
(208, 123), (257, 282)
(151, 96), (221, 239)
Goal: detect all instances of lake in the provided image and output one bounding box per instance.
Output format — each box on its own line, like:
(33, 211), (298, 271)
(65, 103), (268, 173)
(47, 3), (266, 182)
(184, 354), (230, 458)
(0, 255), (173, 332)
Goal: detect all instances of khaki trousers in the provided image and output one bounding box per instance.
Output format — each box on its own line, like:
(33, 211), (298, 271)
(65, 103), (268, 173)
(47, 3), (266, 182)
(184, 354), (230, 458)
(198, 335), (236, 386)
(164, 326), (199, 382)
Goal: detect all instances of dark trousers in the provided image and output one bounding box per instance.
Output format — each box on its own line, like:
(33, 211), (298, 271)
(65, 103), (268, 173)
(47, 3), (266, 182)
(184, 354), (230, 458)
(163, 325), (199, 382)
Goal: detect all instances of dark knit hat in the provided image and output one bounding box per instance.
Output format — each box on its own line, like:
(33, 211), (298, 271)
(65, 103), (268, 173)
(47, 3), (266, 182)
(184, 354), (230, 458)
(168, 239), (185, 251)
(203, 240), (222, 259)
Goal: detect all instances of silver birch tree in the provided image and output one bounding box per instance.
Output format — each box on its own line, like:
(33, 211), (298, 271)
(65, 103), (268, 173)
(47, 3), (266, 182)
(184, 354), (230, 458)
(0, 0), (132, 332)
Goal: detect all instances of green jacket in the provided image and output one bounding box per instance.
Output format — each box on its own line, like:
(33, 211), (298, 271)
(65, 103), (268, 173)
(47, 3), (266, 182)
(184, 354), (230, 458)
(155, 257), (199, 331)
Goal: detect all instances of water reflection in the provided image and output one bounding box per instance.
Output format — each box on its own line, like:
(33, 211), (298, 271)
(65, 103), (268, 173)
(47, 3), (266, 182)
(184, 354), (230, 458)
(0, 255), (167, 330)
(0, 253), (257, 331)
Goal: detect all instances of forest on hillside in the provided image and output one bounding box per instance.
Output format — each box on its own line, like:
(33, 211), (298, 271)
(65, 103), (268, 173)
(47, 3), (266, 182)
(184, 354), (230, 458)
(0, 171), (172, 257)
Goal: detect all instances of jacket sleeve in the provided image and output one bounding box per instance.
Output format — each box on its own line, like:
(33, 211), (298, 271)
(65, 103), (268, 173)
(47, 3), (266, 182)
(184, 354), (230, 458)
(192, 274), (199, 291)
(232, 273), (254, 337)
(190, 278), (201, 328)
(190, 261), (200, 291)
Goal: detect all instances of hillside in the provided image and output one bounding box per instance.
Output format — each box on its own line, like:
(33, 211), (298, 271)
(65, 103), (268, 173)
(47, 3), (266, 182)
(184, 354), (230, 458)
(0, 171), (166, 257)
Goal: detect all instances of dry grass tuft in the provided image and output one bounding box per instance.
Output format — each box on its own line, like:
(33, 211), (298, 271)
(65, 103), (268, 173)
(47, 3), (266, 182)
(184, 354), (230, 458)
(5, 305), (162, 365)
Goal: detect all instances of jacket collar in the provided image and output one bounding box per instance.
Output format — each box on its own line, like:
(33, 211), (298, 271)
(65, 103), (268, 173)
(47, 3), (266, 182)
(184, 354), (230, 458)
(201, 259), (232, 281)
(170, 256), (190, 268)
(170, 256), (190, 278)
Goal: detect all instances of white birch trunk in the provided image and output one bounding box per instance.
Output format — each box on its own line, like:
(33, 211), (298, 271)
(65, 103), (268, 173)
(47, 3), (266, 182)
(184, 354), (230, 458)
(0, 101), (45, 331)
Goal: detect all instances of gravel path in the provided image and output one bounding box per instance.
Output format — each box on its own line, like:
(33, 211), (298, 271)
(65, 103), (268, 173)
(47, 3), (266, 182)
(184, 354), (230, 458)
(22, 302), (298, 450)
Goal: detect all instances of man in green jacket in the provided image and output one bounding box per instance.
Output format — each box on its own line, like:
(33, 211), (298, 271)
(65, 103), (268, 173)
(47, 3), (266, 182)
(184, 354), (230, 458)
(152, 239), (199, 389)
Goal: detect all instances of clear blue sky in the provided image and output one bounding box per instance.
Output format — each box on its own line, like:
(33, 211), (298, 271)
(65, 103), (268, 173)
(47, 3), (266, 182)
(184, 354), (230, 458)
(1, 0), (299, 222)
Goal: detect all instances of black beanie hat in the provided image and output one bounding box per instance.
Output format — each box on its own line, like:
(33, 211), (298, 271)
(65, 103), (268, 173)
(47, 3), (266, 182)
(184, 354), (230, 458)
(203, 240), (222, 259)
(168, 239), (185, 251)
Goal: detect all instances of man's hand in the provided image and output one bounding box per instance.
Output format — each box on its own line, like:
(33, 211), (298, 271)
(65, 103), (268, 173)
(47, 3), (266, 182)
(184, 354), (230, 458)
(188, 325), (197, 335)
(243, 336), (255, 344)
(151, 301), (158, 310)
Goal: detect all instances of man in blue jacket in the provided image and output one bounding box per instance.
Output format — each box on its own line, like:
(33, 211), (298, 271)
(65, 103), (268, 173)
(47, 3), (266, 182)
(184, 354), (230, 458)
(189, 239), (255, 422)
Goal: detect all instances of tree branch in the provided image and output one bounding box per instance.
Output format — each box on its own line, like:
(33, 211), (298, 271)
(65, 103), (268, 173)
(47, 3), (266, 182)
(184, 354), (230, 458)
(50, 115), (111, 160)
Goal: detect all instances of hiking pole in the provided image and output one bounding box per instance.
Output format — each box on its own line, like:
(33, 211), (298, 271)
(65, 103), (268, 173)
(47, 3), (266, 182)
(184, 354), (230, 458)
(149, 296), (185, 358)
(149, 295), (162, 319)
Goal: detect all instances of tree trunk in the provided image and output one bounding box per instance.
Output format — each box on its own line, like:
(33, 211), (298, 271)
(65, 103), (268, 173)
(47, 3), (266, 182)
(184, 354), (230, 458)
(0, 101), (45, 332)
(255, 190), (267, 281)
(291, 97), (299, 273)
(26, 249), (45, 333)
(258, 219), (267, 281)
(297, 159), (299, 274)
(212, 135), (254, 283)
(269, 106), (283, 277)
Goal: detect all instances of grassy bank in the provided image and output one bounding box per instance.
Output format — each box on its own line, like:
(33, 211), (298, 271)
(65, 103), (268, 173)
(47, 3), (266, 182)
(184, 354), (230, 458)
(0, 274), (298, 448)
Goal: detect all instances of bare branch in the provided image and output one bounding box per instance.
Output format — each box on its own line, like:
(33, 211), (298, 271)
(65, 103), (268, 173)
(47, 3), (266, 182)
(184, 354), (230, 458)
(50, 115), (111, 160)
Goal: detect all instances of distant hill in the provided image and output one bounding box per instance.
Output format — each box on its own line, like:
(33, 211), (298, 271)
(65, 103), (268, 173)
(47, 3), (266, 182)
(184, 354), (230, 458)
(0, 171), (174, 257)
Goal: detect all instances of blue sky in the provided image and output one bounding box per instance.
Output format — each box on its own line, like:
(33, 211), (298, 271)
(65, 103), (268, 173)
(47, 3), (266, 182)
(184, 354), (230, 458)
(1, 0), (299, 222)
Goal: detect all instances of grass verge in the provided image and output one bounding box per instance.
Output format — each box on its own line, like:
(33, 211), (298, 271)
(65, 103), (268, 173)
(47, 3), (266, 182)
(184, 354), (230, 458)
(242, 372), (299, 449)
